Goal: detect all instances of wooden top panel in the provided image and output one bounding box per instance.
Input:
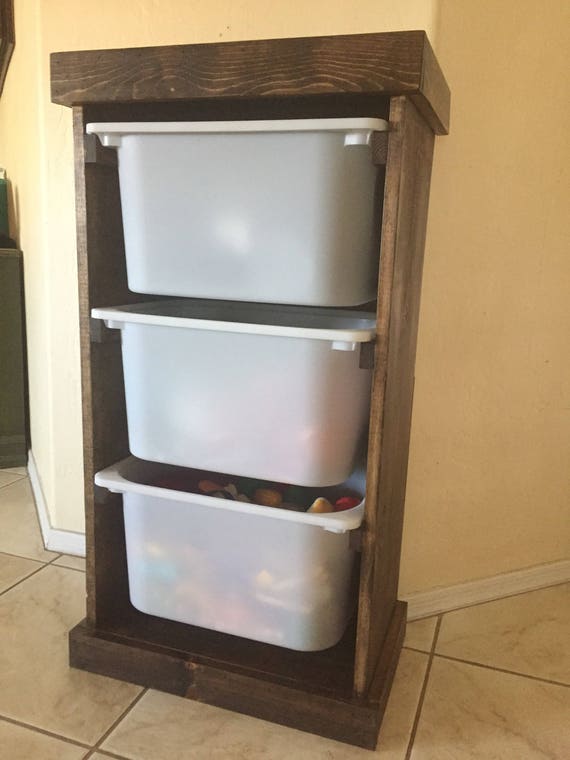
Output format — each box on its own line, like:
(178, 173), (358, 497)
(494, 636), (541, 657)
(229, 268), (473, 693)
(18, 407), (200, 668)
(51, 31), (449, 133)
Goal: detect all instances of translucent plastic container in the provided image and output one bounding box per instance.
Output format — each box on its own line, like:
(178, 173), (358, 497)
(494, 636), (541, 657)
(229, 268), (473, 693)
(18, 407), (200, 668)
(95, 456), (365, 650)
(86, 118), (387, 306)
(92, 300), (375, 486)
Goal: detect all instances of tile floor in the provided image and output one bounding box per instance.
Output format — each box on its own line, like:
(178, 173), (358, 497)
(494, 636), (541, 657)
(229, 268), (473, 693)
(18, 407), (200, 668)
(0, 469), (568, 759)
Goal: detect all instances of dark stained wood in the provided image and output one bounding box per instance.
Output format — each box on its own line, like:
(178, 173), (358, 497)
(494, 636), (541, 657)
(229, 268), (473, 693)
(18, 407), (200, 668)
(73, 105), (96, 620)
(73, 106), (134, 623)
(106, 602), (357, 699)
(83, 134), (118, 167)
(83, 94), (391, 125)
(69, 602), (406, 749)
(367, 600), (406, 711)
(354, 97), (435, 695)
(410, 34), (451, 135)
(89, 317), (121, 343)
(51, 31), (449, 133)
(359, 341), (376, 370)
(371, 132), (389, 165)
(61, 31), (448, 745)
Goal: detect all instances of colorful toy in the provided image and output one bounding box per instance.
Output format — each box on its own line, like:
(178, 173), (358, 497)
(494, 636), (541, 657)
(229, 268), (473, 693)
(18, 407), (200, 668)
(253, 488), (283, 508)
(224, 484), (238, 499)
(307, 496), (334, 514)
(237, 477), (268, 498)
(334, 496), (360, 512)
(198, 479), (223, 494)
(154, 472), (361, 516)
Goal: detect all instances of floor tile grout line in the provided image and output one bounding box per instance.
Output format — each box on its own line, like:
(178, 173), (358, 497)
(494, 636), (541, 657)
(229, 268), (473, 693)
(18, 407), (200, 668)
(404, 614), (443, 760)
(84, 749), (131, 760)
(0, 474), (27, 490)
(0, 563), (52, 597)
(85, 687), (148, 758)
(0, 713), (92, 751)
(432, 652), (570, 689)
(0, 553), (63, 597)
(0, 548), (50, 563)
(403, 644), (432, 655)
(53, 563), (86, 573)
(83, 749), (125, 760)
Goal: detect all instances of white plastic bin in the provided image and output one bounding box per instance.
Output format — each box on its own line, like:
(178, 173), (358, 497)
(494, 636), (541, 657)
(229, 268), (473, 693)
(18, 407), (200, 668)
(92, 300), (375, 485)
(86, 118), (388, 306)
(95, 456), (365, 650)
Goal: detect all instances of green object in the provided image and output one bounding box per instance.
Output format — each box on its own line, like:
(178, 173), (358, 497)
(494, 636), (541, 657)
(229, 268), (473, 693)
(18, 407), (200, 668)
(0, 169), (8, 236)
(0, 249), (28, 466)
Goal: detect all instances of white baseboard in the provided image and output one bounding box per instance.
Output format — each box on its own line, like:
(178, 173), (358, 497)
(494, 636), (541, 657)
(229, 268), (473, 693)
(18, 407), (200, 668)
(404, 559), (570, 620)
(27, 450), (86, 557)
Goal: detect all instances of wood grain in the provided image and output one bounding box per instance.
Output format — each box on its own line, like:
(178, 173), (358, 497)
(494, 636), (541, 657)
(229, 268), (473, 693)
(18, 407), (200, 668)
(51, 31), (449, 133)
(354, 97), (435, 695)
(73, 106), (136, 623)
(106, 604), (358, 699)
(69, 603), (406, 749)
(62, 27), (449, 741)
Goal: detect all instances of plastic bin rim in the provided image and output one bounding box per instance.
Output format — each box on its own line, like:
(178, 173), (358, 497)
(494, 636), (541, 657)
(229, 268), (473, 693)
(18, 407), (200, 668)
(91, 302), (376, 344)
(95, 457), (365, 534)
(86, 117), (388, 138)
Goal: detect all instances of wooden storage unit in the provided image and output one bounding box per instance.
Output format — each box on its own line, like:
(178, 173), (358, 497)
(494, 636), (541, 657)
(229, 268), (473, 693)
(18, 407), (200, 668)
(51, 31), (449, 750)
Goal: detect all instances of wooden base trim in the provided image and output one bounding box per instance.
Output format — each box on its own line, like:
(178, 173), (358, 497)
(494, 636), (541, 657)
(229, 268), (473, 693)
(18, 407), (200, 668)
(69, 602), (406, 750)
(405, 560), (570, 620)
(28, 449), (86, 556)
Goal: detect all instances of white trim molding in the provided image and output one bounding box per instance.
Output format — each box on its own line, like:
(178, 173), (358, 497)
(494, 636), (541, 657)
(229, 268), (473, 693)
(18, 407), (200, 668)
(404, 559), (570, 620)
(27, 449), (86, 557)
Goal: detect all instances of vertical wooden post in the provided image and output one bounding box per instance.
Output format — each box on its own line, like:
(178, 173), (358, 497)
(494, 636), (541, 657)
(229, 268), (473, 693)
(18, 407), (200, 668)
(73, 106), (133, 626)
(355, 96), (436, 695)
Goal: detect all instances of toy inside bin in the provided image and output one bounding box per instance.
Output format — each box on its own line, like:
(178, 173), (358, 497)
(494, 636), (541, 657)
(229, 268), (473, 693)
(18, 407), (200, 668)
(95, 457), (366, 651)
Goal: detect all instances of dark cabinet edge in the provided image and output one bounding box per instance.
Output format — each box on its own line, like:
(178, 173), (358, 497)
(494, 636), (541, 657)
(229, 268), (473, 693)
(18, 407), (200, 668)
(69, 601), (406, 749)
(50, 30), (449, 134)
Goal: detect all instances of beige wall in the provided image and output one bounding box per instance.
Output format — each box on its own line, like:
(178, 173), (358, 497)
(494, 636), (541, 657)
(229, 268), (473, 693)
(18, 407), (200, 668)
(0, 0), (59, 512)
(400, 0), (570, 591)
(0, 1), (567, 591)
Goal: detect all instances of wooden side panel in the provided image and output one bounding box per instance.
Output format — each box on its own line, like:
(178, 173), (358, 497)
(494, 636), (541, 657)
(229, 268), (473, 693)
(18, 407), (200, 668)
(106, 606), (357, 699)
(70, 606), (405, 750)
(69, 620), (379, 749)
(51, 31), (449, 133)
(354, 97), (435, 695)
(73, 106), (135, 625)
